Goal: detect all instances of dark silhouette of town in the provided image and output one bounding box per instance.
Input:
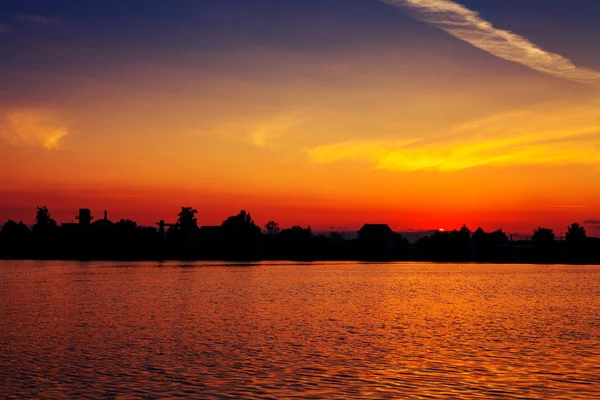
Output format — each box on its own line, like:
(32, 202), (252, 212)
(1, 206), (599, 264)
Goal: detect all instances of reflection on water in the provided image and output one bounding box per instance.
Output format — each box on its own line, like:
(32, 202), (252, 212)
(1, 261), (599, 399)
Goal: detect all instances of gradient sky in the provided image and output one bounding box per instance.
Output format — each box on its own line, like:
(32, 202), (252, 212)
(1, 0), (600, 236)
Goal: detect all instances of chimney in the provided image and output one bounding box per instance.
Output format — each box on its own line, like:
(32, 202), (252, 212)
(104, 210), (108, 221)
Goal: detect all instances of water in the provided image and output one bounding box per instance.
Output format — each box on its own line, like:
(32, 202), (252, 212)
(1, 261), (599, 399)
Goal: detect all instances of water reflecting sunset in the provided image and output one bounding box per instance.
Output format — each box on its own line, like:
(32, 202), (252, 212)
(1, 261), (599, 398)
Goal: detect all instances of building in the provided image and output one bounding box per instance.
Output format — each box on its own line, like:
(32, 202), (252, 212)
(357, 224), (395, 247)
(62, 208), (94, 231)
(76, 209), (93, 225)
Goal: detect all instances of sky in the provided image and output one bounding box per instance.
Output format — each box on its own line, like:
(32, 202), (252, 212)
(1, 0), (600, 236)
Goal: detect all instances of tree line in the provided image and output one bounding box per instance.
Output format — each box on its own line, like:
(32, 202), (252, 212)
(0, 205), (599, 263)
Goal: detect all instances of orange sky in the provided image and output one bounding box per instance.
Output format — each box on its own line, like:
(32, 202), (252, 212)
(1, 0), (600, 236)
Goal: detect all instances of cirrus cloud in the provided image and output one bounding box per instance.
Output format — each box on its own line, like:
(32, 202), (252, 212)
(381, 0), (600, 89)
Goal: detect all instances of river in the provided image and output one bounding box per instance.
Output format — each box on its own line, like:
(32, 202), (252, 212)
(1, 261), (599, 398)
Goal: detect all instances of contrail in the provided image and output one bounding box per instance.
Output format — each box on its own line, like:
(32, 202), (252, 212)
(381, 0), (600, 89)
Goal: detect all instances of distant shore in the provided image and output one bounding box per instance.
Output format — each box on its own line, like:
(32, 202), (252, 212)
(3, 207), (599, 265)
(2, 255), (599, 265)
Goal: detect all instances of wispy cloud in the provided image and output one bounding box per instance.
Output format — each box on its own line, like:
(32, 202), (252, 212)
(584, 220), (600, 225)
(247, 114), (306, 148)
(0, 23), (12, 33)
(13, 13), (61, 26)
(381, 0), (600, 89)
(308, 102), (600, 171)
(0, 109), (68, 150)
(215, 114), (306, 149)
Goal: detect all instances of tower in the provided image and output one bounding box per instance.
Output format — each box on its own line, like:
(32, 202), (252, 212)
(76, 209), (93, 225)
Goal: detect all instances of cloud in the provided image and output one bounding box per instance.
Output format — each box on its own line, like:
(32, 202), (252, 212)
(12, 13), (61, 26)
(584, 220), (600, 225)
(247, 115), (306, 148)
(308, 102), (600, 171)
(215, 114), (306, 149)
(0, 109), (68, 150)
(0, 23), (12, 33)
(381, 0), (600, 89)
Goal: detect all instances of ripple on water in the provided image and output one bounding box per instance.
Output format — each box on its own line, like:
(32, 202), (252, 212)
(0, 261), (599, 399)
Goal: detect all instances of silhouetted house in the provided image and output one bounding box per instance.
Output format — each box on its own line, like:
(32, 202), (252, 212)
(62, 209), (113, 234)
(61, 208), (93, 232)
(357, 224), (395, 247)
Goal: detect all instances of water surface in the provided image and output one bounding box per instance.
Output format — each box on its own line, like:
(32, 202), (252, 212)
(1, 261), (599, 398)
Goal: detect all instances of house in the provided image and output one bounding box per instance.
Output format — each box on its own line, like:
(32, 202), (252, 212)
(357, 224), (395, 247)
(61, 208), (96, 232)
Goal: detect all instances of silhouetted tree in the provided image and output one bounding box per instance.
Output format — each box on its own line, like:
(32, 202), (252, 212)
(280, 226), (312, 242)
(458, 225), (471, 240)
(115, 219), (138, 231)
(1, 220), (30, 239)
(177, 207), (198, 232)
(0, 220), (30, 258)
(32, 205), (58, 236)
(426, 225), (472, 261)
(221, 210), (262, 258)
(470, 227), (509, 261)
(279, 226), (313, 259)
(265, 220), (280, 235)
(493, 229), (509, 243)
(415, 235), (431, 252)
(566, 223), (586, 248)
(471, 227), (486, 246)
(34, 206), (56, 227)
(392, 233), (409, 255)
(532, 227), (555, 248)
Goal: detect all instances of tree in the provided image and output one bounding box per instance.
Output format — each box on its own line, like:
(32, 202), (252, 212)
(279, 226), (313, 259)
(1, 220), (30, 239)
(493, 229), (509, 243)
(265, 220), (280, 235)
(459, 225), (471, 237)
(222, 210), (261, 237)
(280, 225), (312, 242)
(566, 223), (586, 248)
(34, 206), (57, 227)
(1, 220), (19, 237)
(115, 219), (138, 230)
(532, 227), (555, 248)
(471, 227), (486, 246)
(32, 205), (57, 235)
(221, 210), (262, 258)
(0, 220), (30, 257)
(177, 207), (198, 236)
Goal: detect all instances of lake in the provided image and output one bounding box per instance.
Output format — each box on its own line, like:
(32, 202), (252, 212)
(1, 261), (599, 399)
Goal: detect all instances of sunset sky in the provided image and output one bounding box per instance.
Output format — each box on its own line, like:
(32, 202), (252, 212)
(1, 0), (600, 236)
